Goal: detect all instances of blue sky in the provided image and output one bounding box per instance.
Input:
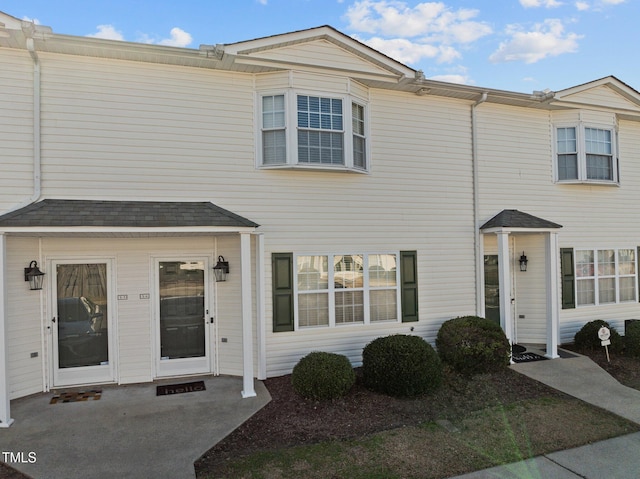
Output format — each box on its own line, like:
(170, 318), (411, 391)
(5, 0), (638, 94)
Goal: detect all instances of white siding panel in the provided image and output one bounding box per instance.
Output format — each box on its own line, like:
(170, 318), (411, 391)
(0, 50), (35, 212)
(560, 85), (640, 112)
(263, 90), (477, 376)
(249, 40), (396, 77)
(6, 237), (43, 400)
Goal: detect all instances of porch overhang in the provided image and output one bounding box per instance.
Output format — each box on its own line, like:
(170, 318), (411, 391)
(0, 200), (262, 426)
(480, 210), (563, 362)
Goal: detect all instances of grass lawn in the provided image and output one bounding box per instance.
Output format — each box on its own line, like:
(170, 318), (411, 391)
(195, 349), (640, 479)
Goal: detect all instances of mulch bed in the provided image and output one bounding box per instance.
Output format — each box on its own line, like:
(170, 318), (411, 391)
(195, 367), (570, 476)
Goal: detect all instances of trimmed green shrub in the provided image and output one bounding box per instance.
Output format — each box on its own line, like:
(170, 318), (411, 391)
(362, 334), (443, 397)
(291, 351), (355, 400)
(625, 321), (640, 358)
(574, 320), (623, 353)
(436, 316), (510, 376)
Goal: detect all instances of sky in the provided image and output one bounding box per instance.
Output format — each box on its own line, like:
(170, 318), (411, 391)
(4, 0), (638, 94)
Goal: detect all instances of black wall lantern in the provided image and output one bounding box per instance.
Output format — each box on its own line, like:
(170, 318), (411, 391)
(519, 252), (528, 272)
(24, 260), (45, 290)
(213, 255), (229, 282)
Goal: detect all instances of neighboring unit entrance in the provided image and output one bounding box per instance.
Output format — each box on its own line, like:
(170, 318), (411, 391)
(156, 259), (212, 377)
(52, 261), (115, 387)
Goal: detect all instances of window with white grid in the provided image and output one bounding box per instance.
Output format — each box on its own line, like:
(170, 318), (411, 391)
(555, 123), (618, 184)
(259, 91), (368, 172)
(294, 253), (398, 328)
(575, 248), (637, 306)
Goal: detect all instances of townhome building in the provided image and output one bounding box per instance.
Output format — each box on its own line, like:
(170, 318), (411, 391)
(2, 9), (640, 427)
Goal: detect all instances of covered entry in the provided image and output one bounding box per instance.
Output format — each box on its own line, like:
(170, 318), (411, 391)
(480, 209), (562, 359)
(0, 199), (261, 427)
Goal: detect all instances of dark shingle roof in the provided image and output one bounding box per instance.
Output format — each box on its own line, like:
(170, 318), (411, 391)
(480, 209), (562, 230)
(0, 200), (259, 228)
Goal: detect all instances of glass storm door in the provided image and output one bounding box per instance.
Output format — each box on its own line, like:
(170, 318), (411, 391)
(53, 261), (114, 387)
(484, 255), (500, 325)
(156, 260), (211, 377)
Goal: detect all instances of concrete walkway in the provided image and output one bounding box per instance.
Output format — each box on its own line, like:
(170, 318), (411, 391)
(0, 376), (271, 479)
(450, 349), (640, 479)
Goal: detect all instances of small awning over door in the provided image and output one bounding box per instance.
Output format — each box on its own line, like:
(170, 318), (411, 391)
(0, 199), (259, 230)
(480, 209), (562, 231)
(480, 209), (562, 361)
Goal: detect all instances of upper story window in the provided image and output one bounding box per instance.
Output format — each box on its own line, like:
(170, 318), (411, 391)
(259, 91), (369, 172)
(555, 124), (618, 184)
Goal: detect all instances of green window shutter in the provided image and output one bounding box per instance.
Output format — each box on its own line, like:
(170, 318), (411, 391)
(272, 253), (294, 332)
(400, 250), (419, 322)
(560, 248), (575, 309)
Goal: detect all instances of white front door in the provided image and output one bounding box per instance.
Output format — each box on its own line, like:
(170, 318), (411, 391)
(155, 258), (213, 377)
(52, 260), (116, 387)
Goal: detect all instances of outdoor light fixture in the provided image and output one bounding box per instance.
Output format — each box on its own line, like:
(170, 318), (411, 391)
(24, 260), (45, 290)
(519, 252), (528, 272)
(213, 255), (229, 282)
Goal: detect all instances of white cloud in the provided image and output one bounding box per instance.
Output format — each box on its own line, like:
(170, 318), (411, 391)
(344, 0), (492, 43)
(575, 1), (590, 10)
(519, 0), (563, 7)
(354, 34), (459, 64)
(345, 1), (491, 66)
(158, 27), (193, 47)
(489, 19), (582, 64)
(428, 73), (472, 84)
(87, 25), (125, 41)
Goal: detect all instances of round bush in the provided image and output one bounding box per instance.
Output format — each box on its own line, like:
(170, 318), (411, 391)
(574, 320), (623, 353)
(436, 316), (510, 376)
(624, 321), (640, 358)
(291, 351), (355, 400)
(362, 334), (443, 397)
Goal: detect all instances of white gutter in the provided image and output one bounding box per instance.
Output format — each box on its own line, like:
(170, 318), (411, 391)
(5, 23), (42, 215)
(472, 92), (488, 316)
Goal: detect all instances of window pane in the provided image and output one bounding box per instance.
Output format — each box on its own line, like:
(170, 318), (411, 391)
(620, 277), (636, 302)
(263, 130), (286, 165)
(368, 254), (397, 287)
(335, 290), (364, 324)
(557, 127), (577, 153)
(577, 278), (595, 305)
(598, 250), (615, 276)
(586, 154), (613, 180)
(334, 255), (363, 289)
(619, 249), (636, 275)
(262, 95), (285, 128)
(297, 256), (329, 290)
(370, 290), (397, 322)
(298, 131), (344, 165)
(598, 277), (616, 304)
(575, 250), (594, 277)
(558, 154), (578, 180)
(298, 293), (329, 327)
(585, 128), (612, 155)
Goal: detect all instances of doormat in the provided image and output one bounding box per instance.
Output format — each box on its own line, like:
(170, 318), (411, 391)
(156, 381), (206, 396)
(50, 389), (102, 404)
(512, 352), (548, 363)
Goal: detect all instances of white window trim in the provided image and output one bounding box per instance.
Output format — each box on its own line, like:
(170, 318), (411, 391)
(575, 247), (637, 307)
(553, 122), (619, 185)
(256, 89), (370, 173)
(293, 252), (400, 330)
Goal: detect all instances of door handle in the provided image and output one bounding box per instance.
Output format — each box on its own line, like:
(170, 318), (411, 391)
(52, 317), (56, 323)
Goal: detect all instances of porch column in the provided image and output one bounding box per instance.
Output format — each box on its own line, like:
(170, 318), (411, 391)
(255, 233), (266, 380)
(0, 233), (14, 427)
(240, 233), (256, 398)
(545, 232), (560, 359)
(497, 232), (514, 347)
